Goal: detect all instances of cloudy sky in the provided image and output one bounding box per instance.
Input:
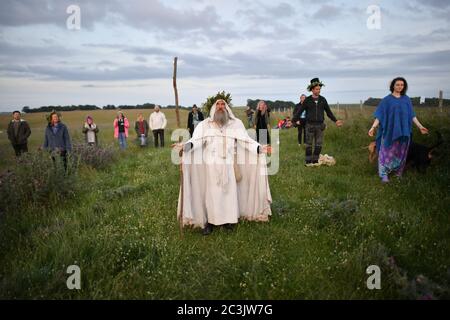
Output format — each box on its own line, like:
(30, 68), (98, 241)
(0, 0), (449, 111)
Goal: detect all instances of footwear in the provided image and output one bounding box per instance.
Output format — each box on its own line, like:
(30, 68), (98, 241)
(305, 162), (313, 167)
(223, 223), (235, 231)
(202, 223), (213, 236)
(381, 176), (389, 183)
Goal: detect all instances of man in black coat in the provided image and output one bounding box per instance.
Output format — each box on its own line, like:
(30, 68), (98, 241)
(7, 111), (31, 157)
(296, 78), (343, 166)
(187, 104), (204, 137)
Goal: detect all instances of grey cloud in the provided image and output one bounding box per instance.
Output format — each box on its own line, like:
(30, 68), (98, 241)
(0, 0), (237, 41)
(311, 4), (343, 20)
(0, 41), (73, 58)
(97, 60), (118, 67)
(405, 0), (450, 19)
(236, 3), (301, 39)
(381, 28), (450, 47)
(2, 46), (449, 82)
(267, 3), (296, 18)
(411, 0), (450, 8)
(121, 46), (173, 56)
(0, 0), (114, 29)
(134, 56), (147, 63)
(81, 83), (149, 88)
(0, 63), (170, 81)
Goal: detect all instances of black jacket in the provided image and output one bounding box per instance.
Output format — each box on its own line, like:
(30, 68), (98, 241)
(7, 120), (31, 145)
(295, 95), (337, 124)
(255, 110), (270, 130)
(187, 111), (204, 133)
(292, 102), (303, 121)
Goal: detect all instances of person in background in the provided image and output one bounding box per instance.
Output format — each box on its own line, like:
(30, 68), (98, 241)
(368, 77), (428, 183)
(114, 111), (129, 150)
(187, 104), (204, 137)
(245, 106), (255, 128)
(149, 105), (167, 148)
(255, 100), (271, 144)
(276, 118), (287, 129)
(7, 110), (31, 157)
(82, 115), (99, 146)
(285, 117), (293, 129)
(297, 78), (343, 166)
(293, 94), (307, 145)
(43, 111), (72, 170)
(135, 113), (150, 147)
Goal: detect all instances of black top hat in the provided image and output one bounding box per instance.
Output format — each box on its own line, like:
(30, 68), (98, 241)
(307, 78), (325, 91)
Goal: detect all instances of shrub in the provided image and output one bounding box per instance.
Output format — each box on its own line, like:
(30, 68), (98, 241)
(0, 151), (78, 216)
(71, 143), (117, 170)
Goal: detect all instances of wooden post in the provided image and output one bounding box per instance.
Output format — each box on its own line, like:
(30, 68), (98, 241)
(360, 100), (363, 111)
(173, 57), (180, 128)
(439, 90), (443, 112)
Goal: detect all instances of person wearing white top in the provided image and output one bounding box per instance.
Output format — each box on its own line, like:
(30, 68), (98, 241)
(149, 105), (167, 148)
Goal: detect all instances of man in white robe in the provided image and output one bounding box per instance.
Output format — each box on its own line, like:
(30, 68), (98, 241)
(174, 99), (272, 235)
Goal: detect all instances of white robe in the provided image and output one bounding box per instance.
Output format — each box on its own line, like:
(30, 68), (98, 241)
(177, 102), (272, 228)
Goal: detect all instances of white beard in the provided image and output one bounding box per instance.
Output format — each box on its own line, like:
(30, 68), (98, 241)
(213, 110), (229, 127)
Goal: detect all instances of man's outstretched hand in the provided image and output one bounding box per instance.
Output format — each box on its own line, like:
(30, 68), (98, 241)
(261, 145), (272, 154)
(336, 120), (344, 127)
(171, 143), (184, 157)
(171, 143), (183, 149)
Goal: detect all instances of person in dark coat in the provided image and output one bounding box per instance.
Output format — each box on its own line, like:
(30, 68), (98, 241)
(43, 111), (72, 170)
(255, 100), (271, 145)
(187, 104), (204, 137)
(135, 113), (150, 147)
(297, 78), (343, 166)
(292, 94), (307, 145)
(7, 111), (31, 157)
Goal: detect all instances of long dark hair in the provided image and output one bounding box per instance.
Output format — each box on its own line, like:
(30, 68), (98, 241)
(390, 77), (408, 95)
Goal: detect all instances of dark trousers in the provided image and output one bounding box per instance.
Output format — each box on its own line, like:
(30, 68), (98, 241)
(256, 128), (271, 145)
(305, 123), (325, 164)
(51, 150), (68, 171)
(153, 129), (165, 148)
(297, 119), (306, 144)
(12, 143), (28, 157)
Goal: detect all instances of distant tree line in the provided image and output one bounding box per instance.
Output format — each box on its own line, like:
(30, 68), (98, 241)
(364, 97), (449, 107)
(21, 103), (188, 113)
(247, 99), (296, 111)
(22, 105), (101, 113)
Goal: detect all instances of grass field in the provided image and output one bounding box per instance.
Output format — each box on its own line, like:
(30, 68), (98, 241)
(0, 106), (449, 299)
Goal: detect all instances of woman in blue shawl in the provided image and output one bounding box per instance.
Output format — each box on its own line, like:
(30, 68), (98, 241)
(368, 77), (429, 183)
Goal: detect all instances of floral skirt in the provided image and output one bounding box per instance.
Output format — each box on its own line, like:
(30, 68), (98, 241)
(378, 137), (410, 178)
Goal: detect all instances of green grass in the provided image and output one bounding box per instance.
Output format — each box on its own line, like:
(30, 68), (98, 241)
(0, 107), (449, 299)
